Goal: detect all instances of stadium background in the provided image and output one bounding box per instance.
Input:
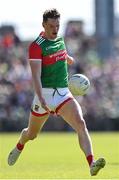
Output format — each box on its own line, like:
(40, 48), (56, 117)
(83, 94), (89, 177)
(0, 0), (119, 132)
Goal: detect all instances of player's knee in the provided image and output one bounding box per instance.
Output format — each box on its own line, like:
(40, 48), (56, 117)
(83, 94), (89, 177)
(22, 128), (28, 134)
(21, 128), (29, 138)
(21, 128), (37, 140)
(80, 119), (86, 129)
(76, 118), (86, 132)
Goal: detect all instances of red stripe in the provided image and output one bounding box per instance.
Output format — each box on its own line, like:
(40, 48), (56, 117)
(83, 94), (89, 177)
(31, 98), (73, 117)
(31, 110), (48, 117)
(55, 97), (73, 114)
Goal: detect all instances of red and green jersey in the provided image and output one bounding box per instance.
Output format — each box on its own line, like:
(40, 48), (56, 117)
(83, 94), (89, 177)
(29, 32), (68, 88)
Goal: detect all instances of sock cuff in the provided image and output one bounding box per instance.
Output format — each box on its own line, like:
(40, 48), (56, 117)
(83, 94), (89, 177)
(87, 154), (94, 166)
(16, 142), (24, 151)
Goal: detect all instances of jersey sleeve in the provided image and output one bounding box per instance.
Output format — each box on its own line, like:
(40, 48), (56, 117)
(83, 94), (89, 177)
(28, 42), (42, 60)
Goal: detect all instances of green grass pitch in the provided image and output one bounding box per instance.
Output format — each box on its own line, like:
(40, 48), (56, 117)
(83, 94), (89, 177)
(0, 132), (119, 179)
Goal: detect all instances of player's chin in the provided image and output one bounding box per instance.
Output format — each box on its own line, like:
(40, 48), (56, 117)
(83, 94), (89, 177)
(52, 33), (57, 39)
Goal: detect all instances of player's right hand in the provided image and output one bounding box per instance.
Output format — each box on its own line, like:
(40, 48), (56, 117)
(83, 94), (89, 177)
(39, 97), (51, 114)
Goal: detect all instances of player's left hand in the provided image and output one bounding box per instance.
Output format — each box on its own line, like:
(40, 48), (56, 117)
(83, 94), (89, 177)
(67, 55), (75, 65)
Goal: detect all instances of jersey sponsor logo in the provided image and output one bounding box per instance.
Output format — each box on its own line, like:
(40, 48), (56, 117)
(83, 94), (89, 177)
(56, 54), (66, 61)
(42, 50), (67, 65)
(49, 50), (66, 58)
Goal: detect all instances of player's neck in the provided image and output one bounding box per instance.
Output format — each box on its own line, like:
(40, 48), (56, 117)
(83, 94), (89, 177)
(43, 32), (57, 41)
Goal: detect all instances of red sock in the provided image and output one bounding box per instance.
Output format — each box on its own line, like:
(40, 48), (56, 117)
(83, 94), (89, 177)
(16, 142), (24, 151)
(86, 154), (94, 166)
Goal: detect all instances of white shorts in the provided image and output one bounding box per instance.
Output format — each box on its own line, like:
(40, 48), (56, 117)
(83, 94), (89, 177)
(31, 87), (73, 117)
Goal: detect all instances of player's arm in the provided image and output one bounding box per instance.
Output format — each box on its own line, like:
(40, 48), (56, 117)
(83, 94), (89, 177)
(66, 54), (75, 65)
(29, 43), (50, 113)
(29, 60), (43, 101)
(29, 60), (50, 113)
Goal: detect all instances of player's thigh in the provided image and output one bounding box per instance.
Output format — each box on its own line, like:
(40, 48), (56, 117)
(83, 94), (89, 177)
(27, 112), (49, 135)
(58, 98), (85, 131)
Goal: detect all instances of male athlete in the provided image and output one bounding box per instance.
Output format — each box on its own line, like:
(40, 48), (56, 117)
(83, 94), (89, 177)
(8, 8), (106, 176)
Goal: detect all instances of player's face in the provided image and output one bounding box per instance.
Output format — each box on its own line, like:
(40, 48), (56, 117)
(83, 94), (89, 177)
(43, 18), (60, 39)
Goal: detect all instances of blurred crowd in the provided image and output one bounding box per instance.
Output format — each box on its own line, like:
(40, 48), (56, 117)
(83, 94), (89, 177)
(0, 24), (119, 132)
(65, 21), (119, 130)
(0, 26), (33, 131)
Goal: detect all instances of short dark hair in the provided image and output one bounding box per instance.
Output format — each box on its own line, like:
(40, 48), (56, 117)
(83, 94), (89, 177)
(43, 8), (60, 22)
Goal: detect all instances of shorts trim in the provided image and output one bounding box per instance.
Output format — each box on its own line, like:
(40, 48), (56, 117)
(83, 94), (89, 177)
(55, 97), (73, 114)
(31, 109), (48, 117)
